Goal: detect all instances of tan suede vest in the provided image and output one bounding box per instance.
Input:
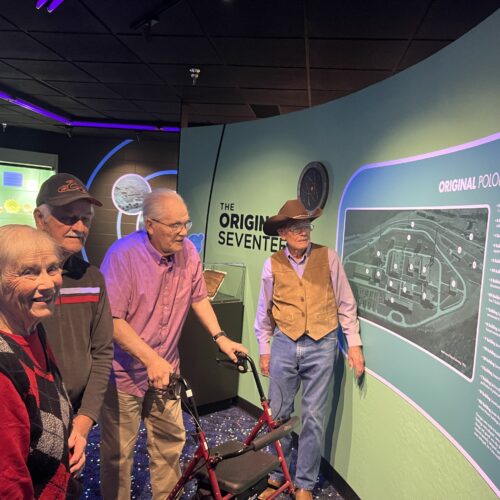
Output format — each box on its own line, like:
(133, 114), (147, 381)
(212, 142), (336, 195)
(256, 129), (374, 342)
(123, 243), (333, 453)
(270, 244), (338, 341)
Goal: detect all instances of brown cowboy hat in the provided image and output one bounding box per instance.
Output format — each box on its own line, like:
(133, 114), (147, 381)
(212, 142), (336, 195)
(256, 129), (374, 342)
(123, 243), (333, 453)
(263, 199), (322, 236)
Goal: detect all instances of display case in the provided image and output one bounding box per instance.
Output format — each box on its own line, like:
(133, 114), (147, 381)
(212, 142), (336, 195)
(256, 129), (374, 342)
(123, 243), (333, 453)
(203, 262), (245, 303)
(178, 263), (246, 408)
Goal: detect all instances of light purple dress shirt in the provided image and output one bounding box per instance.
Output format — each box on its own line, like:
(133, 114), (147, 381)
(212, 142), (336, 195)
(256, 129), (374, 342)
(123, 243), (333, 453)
(101, 230), (207, 397)
(254, 243), (361, 355)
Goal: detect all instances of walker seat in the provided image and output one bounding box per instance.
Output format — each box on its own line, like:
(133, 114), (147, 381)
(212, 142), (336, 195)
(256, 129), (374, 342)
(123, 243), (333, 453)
(195, 439), (279, 496)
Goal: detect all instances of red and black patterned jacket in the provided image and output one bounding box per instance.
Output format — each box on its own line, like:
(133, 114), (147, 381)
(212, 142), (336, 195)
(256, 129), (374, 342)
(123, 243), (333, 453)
(0, 327), (72, 499)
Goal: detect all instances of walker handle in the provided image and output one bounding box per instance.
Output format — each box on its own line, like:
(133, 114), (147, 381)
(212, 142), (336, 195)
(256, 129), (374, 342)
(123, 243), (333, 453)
(216, 352), (249, 373)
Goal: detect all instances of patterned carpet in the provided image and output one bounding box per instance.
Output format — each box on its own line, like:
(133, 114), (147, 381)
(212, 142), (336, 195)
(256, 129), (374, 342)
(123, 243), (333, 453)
(81, 405), (343, 499)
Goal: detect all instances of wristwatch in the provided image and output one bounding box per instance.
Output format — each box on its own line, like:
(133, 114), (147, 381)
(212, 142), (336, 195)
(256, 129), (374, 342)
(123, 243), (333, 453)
(212, 331), (227, 342)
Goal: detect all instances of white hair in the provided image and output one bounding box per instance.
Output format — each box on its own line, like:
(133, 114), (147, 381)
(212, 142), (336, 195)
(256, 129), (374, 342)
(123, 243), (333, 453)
(0, 224), (61, 284)
(142, 188), (185, 220)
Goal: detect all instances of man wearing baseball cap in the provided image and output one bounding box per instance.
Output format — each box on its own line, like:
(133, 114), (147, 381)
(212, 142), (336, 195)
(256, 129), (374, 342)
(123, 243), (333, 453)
(34, 173), (113, 479)
(255, 199), (365, 500)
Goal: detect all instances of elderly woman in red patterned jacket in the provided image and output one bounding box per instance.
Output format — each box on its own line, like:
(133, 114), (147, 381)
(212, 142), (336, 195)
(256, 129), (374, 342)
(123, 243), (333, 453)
(0, 224), (75, 499)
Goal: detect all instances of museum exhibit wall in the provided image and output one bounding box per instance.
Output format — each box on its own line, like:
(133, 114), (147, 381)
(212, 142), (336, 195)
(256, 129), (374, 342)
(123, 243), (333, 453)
(0, 127), (178, 264)
(178, 11), (500, 500)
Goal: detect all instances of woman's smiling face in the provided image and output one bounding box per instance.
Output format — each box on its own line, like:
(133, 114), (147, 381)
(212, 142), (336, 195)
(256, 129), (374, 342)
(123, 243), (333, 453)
(1, 241), (62, 330)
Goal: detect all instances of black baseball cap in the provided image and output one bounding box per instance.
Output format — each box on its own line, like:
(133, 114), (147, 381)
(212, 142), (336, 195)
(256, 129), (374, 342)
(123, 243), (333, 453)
(36, 173), (102, 207)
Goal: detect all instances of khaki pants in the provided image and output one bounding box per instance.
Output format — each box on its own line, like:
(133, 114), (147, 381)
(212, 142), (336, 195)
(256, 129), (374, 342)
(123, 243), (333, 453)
(100, 383), (185, 500)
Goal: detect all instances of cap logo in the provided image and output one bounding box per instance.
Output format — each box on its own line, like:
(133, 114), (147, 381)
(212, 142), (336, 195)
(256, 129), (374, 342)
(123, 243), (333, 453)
(58, 179), (87, 194)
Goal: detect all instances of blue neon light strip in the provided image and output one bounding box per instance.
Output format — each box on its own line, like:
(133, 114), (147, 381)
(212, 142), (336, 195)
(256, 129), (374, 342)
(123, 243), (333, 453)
(81, 139), (134, 262)
(144, 169), (178, 180)
(86, 139), (134, 190)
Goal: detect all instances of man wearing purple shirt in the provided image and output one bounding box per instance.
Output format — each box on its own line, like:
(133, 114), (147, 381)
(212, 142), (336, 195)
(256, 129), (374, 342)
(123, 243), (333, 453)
(254, 199), (365, 500)
(99, 188), (247, 499)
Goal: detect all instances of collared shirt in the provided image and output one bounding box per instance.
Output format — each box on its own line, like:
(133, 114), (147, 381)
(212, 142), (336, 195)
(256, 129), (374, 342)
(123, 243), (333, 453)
(101, 230), (207, 396)
(254, 243), (361, 354)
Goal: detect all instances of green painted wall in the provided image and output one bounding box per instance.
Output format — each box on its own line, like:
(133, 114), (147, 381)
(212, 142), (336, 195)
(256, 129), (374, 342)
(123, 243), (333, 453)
(179, 11), (500, 499)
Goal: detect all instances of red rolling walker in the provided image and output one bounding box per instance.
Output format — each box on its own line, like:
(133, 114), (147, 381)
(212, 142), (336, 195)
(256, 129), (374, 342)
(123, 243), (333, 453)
(167, 353), (297, 500)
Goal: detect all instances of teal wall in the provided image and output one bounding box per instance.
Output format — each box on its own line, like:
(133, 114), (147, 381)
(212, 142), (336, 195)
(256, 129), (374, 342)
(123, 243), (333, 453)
(179, 11), (500, 499)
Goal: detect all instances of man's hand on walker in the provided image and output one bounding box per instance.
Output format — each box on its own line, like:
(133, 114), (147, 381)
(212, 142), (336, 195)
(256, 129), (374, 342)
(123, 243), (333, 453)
(216, 335), (248, 362)
(146, 355), (173, 389)
(348, 346), (365, 379)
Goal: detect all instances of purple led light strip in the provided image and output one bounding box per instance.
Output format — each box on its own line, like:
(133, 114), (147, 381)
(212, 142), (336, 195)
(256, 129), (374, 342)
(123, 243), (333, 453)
(71, 121), (160, 131)
(35, 0), (50, 8)
(47, 0), (66, 13)
(36, 0), (67, 13)
(0, 90), (180, 133)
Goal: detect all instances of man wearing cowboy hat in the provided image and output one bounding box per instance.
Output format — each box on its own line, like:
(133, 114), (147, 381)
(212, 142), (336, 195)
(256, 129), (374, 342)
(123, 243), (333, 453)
(254, 199), (364, 500)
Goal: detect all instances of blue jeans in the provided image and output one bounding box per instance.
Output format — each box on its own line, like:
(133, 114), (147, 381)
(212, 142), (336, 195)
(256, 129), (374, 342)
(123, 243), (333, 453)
(269, 329), (338, 491)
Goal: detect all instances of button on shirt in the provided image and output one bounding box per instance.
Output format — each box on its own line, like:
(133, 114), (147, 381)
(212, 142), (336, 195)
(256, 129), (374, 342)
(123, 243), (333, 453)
(254, 243), (361, 355)
(101, 230), (207, 397)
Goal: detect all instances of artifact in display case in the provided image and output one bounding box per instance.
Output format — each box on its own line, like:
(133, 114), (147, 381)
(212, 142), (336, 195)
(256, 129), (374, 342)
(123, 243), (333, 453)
(203, 262), (245, 303)
(203, 269), (226, 301)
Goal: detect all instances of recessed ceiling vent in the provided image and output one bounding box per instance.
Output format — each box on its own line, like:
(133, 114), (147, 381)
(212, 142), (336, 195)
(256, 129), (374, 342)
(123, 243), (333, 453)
(250, 104), (280, 119)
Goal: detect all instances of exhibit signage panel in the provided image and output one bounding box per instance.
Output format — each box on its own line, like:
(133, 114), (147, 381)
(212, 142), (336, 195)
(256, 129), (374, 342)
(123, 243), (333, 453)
(337, 133), (500, 492)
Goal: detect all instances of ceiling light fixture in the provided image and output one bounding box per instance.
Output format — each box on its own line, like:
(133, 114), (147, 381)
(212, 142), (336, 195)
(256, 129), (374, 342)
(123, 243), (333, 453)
(36, 0), (67, 13)
(0, 90), (180, 133)
(189, 68), (201, 86)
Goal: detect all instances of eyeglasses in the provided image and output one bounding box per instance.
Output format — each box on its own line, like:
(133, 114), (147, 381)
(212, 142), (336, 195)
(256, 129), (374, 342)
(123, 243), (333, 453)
(287, 223), (314, 234)
(150, 218), (193, 232)
(54, 214), (92, 226)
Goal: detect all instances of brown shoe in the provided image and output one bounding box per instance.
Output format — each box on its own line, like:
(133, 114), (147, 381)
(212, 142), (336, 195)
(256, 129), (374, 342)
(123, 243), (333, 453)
(258, 478), (284, 500)
(295, 488), (313, 500)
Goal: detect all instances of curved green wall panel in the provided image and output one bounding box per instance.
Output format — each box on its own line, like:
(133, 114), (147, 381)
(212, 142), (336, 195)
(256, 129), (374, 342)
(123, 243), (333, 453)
(179, 11), (500, 499)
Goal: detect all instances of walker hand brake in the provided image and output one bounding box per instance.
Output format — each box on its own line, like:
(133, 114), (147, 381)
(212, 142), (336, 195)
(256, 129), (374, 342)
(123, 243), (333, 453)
(216, 352), (249, 373)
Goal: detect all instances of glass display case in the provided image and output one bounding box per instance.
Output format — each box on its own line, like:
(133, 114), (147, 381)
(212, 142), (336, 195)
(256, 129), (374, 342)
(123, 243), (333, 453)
(179, 262), (246, 408)
(203, 262), (245, 303)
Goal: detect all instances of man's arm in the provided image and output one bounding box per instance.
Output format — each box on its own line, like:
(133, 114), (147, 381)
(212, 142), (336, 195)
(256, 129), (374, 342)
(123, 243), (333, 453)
(254, 258), (274, 376)
(113, 318), (173, 389)
(329, 249), (365, 378)
(68, 270), (114, 474)
(191, 297), (248, 362)
(75, 270), (114, 430)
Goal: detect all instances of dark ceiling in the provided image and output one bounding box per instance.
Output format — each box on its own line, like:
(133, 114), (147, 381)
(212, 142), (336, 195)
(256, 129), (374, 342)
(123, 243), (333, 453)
(0, 0), (498, 138)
